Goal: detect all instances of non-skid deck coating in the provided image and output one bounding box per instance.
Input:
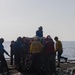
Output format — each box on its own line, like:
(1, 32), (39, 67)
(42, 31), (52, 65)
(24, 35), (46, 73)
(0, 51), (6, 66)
(0, 60), (75, 75)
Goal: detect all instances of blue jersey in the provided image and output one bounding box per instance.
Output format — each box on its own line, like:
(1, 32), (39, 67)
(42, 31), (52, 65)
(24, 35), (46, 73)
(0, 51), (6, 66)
(36, 30), (43, 37)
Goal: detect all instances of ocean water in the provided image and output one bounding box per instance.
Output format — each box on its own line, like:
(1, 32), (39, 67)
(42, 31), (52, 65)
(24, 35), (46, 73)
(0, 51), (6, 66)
(62, 41), (75, 60)
(3, 41), (75, 60)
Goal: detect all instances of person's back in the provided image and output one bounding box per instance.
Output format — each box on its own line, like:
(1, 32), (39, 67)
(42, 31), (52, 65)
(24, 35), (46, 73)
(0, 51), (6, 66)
(30, 36), (43, 73)
(44, 35), (56, 74)
(13, 38), (22, 52)
(30, 41), (43, 54)
(22, 37), (30, 54)
(36, 26), (43, 38)
(44, 37), (55, 54)
(30, 36), (43, 54)
(13, 37), (23, 67)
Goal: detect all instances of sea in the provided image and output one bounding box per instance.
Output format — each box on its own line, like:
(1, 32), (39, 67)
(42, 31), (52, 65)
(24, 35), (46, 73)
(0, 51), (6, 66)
(3, 41), (75, 60)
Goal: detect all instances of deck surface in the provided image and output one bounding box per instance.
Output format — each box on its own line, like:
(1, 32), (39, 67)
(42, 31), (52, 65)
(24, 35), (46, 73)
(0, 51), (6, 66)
(0, 60), (75, 75)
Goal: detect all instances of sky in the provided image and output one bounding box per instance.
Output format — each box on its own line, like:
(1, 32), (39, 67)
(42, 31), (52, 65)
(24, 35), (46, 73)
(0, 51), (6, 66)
(0, 0), (75, 41)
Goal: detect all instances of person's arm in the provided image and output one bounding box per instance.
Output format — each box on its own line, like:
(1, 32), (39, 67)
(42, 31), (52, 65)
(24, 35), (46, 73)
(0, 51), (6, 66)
(4, 49), (11, 57)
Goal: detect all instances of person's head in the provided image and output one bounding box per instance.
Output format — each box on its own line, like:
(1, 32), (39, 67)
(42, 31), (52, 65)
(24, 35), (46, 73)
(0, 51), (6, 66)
(22, 36), (26, 42)
(46, 35), (51, 39)
(54, 36), (58, 41)
(38, 26), (43, 31)
(0, 38), (4, 43)
(11, 40), (14, 44)
(45, 35), (53, 42)
(17, 36), (22, 42)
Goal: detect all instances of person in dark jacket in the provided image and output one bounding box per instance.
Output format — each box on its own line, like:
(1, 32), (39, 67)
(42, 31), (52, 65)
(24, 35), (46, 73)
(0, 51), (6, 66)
(13, 37), (23, 68)
(10, 40), (14, 65)
(0, 38), (10, 71)
(21, 37), (30, 64)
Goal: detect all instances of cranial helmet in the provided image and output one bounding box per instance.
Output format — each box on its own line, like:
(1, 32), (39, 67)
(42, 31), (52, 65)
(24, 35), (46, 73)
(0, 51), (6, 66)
(39, 26), (43, 30)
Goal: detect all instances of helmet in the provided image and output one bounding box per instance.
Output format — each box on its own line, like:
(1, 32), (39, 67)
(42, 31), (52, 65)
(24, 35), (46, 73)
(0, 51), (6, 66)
(47, 35), (51, 39)
(39, 26), (43, 30)
(54, 36), (58, 40)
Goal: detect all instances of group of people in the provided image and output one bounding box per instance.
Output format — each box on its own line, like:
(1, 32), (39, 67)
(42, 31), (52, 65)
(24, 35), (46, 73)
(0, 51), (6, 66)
(0, 26), (67, 75)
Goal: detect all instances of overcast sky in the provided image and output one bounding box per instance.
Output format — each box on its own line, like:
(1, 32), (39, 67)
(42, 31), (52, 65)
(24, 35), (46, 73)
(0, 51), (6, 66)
(0, 0), (75, 41)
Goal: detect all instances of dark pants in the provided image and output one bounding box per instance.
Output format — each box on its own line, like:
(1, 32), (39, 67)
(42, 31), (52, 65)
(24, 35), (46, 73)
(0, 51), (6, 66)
(58, 51), (67, 64)
(30, 53), (41, 72)
(58, 51), (62, 63)
(14, 51), (21, 67)
(0, 54), (8, 70)
(45, 53), (56, 75)
(10, 51), (14, 65)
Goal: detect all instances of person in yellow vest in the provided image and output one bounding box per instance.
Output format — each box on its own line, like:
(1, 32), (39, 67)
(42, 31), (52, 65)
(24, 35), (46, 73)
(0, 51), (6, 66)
(30, 36), (43, 73)
(54, 36), (67, 67)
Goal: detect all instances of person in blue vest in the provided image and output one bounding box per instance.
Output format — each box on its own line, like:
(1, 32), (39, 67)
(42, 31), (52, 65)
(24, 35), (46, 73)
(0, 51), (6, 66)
(36, 26), (43, 38)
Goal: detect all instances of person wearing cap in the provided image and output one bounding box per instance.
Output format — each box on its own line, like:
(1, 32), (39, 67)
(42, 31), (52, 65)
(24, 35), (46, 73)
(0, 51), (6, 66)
(30, 36), (43, 73)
